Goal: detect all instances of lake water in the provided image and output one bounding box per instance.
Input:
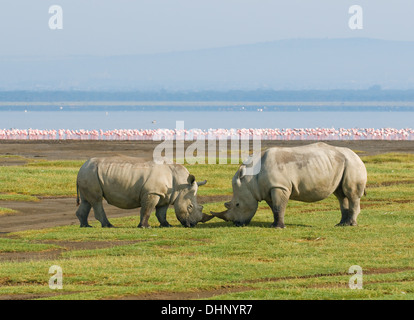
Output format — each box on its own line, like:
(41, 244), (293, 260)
(0, 110), (413, 130)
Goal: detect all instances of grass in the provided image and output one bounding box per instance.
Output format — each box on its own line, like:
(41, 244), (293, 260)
(0, 161), (82, 200)
(0, 153), (413, 300)
(0, 207), (17, 216)
(0, 238), (59, 253)
(0, 159), (237, 200)
(0, 193), (39, 202)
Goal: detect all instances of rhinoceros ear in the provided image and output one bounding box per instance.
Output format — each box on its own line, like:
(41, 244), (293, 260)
(188, 174), (199, 194)
(238, 165), (247, 180)
(187, 174), (196, 185)
(224, 202), (231, 209)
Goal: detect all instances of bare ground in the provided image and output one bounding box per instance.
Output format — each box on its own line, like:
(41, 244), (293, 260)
(0, 194), (230, 234)
(0, 197), (138, 233)
(1, 139), (414, 162)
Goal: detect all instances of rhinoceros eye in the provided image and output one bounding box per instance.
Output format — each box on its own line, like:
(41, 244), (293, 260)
(236, 203), (240, 207)
(188, 204), (193, 211)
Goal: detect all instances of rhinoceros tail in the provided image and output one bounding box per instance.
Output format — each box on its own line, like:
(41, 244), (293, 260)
(76, 181), (80, 207)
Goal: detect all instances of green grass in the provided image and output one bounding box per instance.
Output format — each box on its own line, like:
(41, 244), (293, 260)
(0, 238), (59, 252)
(185, 163), (239, 196)
(0, 159), (237, 200)
(0, 153), (413, 300)
(0, 193), (39, 202)
(0, 207), (18, 215)
(0, 160), (84, 200)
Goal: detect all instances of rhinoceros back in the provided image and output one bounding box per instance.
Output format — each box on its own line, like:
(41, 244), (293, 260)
(79, 157), (175, 209)
(98, 158), (153, 208)
(257, 143), (362, 202)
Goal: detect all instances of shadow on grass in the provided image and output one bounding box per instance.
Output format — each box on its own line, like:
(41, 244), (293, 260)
(196, 221), (314, 229)
(86, 220), (315, 230)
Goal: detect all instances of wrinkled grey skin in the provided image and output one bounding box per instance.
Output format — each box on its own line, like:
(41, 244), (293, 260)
(212, 143), (367, 228)
(76, 156), (211, 228)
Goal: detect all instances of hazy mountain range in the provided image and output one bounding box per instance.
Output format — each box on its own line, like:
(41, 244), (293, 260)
(1, 38), (414, 91)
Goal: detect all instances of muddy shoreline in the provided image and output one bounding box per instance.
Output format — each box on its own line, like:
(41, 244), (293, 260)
(1, 139), (413, 162)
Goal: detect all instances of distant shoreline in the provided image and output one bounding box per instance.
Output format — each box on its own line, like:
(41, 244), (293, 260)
(1, 101), (414, 112)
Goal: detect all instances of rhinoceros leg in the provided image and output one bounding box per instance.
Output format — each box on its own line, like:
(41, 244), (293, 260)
(347, 197), (360, 226)
(138, 194), (160, 228)
(334, 186), (361, 226)
(92, 201), (114, 228)
(334, 188), (350, 226)
(76, 199), (92, 228)
(269, 188), (289, 229)
(155, 205), (172, 227)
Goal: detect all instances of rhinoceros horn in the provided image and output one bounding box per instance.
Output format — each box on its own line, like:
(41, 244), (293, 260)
(210, 209), (229, 221)
(200, 212), (215, 223)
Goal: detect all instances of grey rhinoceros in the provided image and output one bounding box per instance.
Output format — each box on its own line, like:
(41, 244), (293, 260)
(76, 156), (213, 228)
(211, 142), (367, 228)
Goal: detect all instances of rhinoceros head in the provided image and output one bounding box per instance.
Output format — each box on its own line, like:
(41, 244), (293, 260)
(211, 165), (258, 226)
(174, 175), (214, 227)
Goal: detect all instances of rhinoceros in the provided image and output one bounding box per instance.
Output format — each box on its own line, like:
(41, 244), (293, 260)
(211, 142), (367, 228)
(76, 156), (213, 228)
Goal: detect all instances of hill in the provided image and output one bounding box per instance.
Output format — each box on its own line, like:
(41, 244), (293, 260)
(1, 38), (414, 91)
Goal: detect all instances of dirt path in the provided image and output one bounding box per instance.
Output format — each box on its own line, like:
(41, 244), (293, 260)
(0, 195), (230, 234)
(0, 198), (135, 233)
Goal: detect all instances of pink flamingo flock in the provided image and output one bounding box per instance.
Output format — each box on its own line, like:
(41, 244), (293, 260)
(0, 128), (413, 141)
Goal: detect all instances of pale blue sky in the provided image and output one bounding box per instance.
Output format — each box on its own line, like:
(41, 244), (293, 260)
(0, 0), (413, 56)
